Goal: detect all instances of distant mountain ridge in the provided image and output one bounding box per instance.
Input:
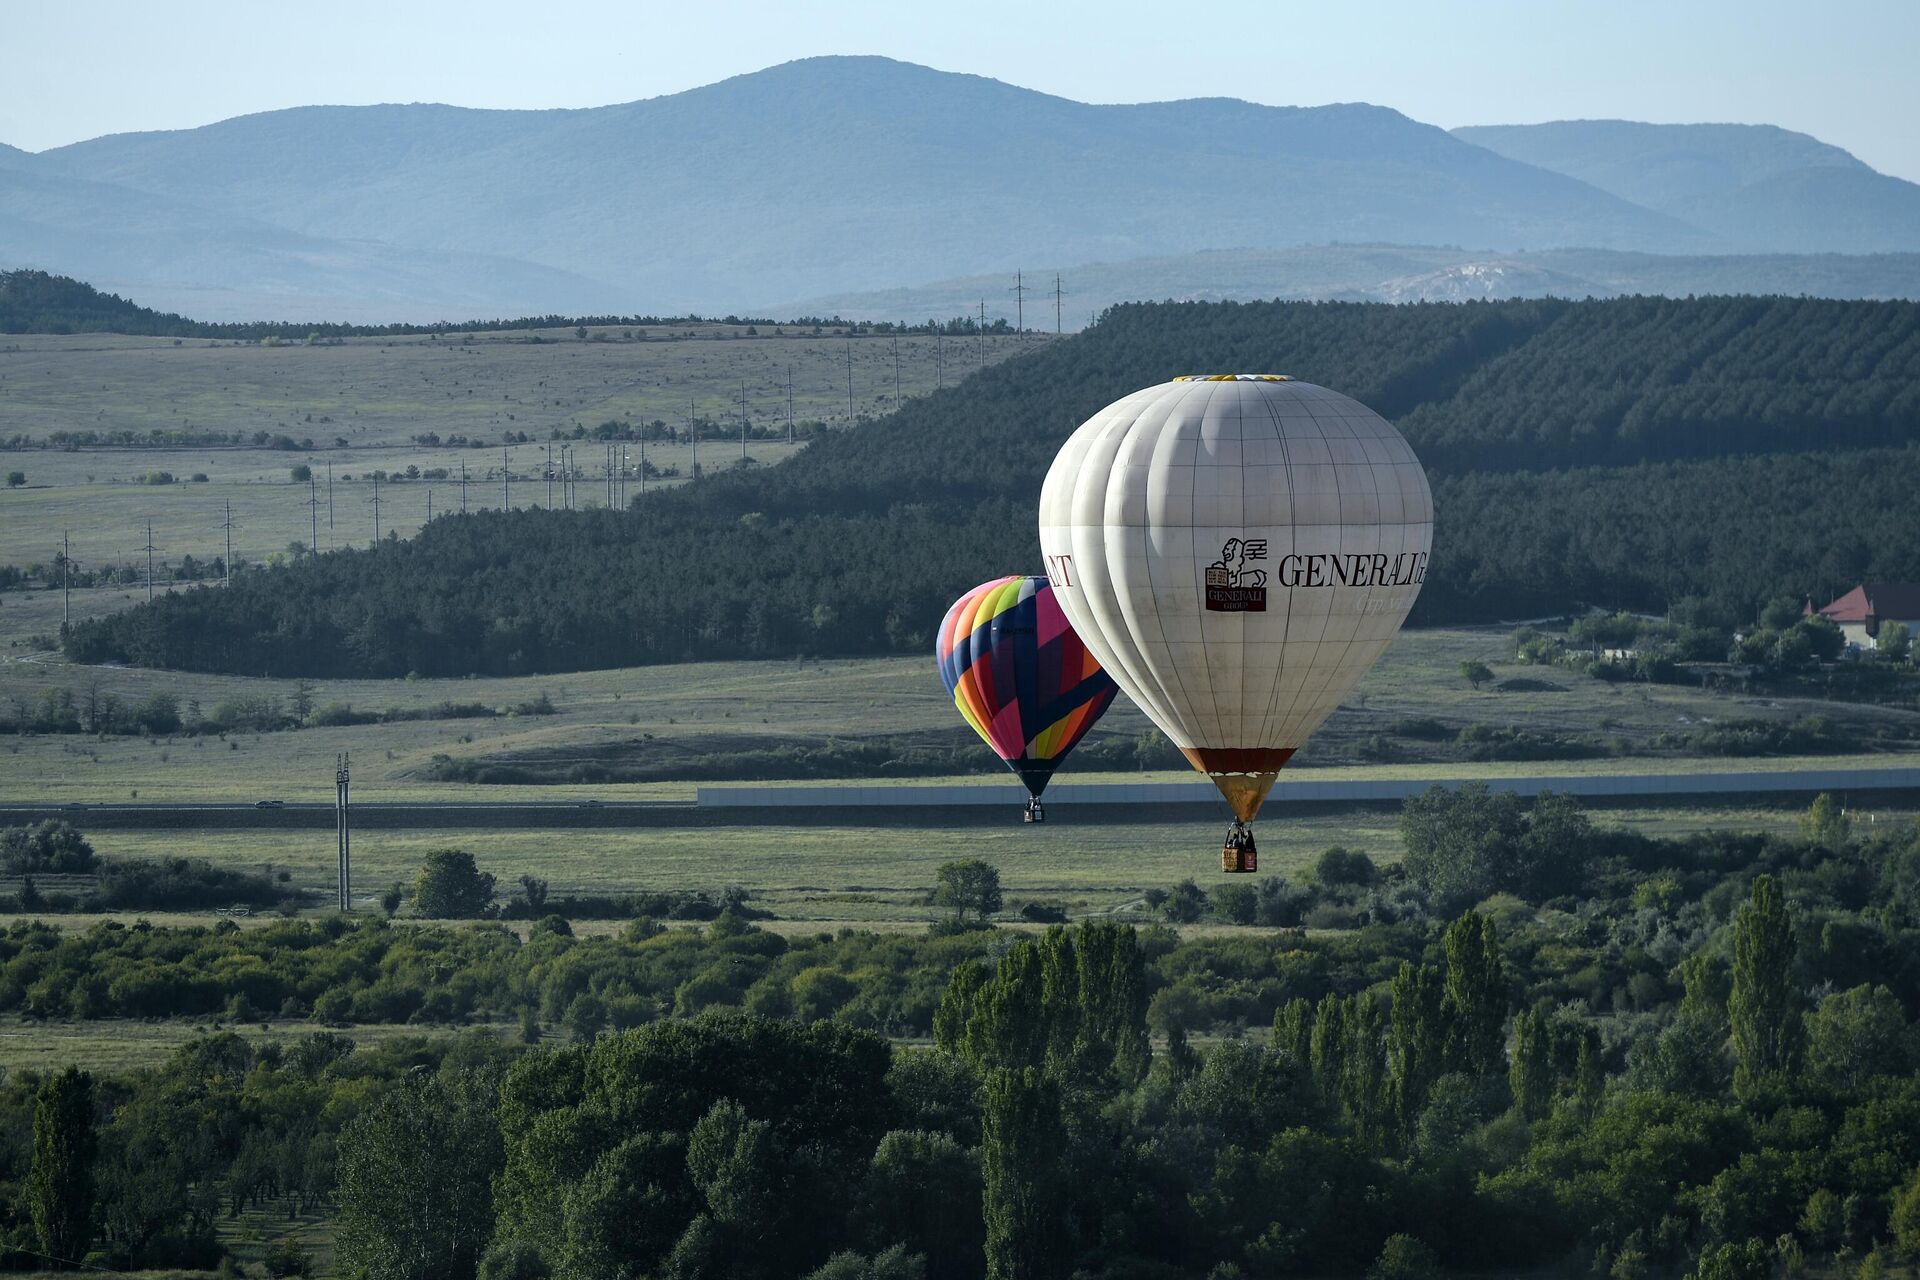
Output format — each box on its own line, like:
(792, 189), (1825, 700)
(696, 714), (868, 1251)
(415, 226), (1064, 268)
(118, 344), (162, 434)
(777, 244), (1920, 323)
(2, 58), (1916, 320)
(1454, 121), (1920, 253)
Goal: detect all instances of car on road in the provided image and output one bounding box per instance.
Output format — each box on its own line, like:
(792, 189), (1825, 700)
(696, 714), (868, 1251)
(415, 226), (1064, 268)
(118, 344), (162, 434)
(255, 800), (286, 809)
(577, 799), (605, 809)
(62, 802), (89, 811)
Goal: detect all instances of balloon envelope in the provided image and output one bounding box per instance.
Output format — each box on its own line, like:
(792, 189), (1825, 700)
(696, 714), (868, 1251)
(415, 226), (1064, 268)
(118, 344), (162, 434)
(937, 575), (1120, 798)
(1037, 374), (1433, 821)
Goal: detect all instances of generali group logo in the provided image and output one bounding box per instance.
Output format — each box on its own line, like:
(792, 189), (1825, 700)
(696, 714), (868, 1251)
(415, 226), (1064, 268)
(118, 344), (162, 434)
(1205, 538), (1268, 611)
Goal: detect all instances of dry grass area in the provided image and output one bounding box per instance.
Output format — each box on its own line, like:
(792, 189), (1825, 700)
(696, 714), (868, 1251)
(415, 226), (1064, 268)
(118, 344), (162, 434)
(0, 324), (1040, 568)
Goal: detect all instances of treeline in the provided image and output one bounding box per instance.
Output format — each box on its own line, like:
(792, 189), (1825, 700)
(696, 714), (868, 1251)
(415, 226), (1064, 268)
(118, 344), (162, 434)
(0, 821), (290, 916)
(0, 268), (1014, 340)
(7, 793), (1920, 1276)
(61, 295), (1920, 676)
(1, 681), (539, 736)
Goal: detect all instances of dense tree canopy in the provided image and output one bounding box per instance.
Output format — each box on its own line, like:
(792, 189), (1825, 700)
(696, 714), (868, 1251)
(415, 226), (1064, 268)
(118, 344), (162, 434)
(60, 295), (1920, 677)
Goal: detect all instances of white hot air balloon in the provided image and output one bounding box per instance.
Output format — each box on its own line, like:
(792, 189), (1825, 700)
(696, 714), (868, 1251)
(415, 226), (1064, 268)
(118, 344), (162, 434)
(1037, 374), (1433, 869)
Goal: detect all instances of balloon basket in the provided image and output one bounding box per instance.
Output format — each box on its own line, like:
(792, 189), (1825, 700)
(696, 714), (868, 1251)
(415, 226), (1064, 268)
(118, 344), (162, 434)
(1024, 798), (1046, 824)
(1221, 823), (1257, 874)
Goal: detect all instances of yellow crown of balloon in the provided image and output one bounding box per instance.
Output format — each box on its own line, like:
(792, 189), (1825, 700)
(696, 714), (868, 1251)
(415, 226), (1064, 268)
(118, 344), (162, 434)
(1172, 374), (1292, 382)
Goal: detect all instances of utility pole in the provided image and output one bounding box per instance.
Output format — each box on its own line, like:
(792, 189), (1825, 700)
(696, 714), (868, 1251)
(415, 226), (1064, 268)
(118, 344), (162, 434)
(459, 459), (468, 514)
(845, 341), (854, 420)
(1011, 270), (1027, 334)
(222, 500), (234, 586)
(639, 430), (646, 493)
(978, 300), (987, 371)
(936, 331), (943, 389)
(326, 464), (335, 548)
(144, 519), (156, 603)
(545, 442), (553, 509)
(308, 475), (319, 557)
(1054, 272), (1064, 335)
(786, 365), (795, 445)
(60, 531), (72, 627)
(371, 472), (380, 548)
(689, 397), (698, 477)
(426, 488), (433, 523)
(502, 446), (510, 510)
(335, 752), (352, 912)
(740, 383), (749, 460)
(620, 444), (629, 507)
(891, 336), (901, 404)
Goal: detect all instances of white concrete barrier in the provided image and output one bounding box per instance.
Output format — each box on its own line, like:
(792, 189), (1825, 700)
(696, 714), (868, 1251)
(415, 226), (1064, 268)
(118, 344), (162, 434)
(696, 767), (1920, 809)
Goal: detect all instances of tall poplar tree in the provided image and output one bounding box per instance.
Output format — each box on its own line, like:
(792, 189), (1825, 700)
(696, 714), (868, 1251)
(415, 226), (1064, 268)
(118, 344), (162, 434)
(981, 1068), (1067, 1280)
(1728, 874), (1806, 1091)
(1388, 963), (1448, 1132)
(29, 1066), (96, 1269)
(1443, 912), (1509, 1078)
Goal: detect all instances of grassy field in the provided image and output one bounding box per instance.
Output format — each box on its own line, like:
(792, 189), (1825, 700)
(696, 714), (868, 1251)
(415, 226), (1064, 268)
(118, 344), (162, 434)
(4, 569), (1916, 928)
(4, 576), (1917, 803)
(0, 324), (1039, 569)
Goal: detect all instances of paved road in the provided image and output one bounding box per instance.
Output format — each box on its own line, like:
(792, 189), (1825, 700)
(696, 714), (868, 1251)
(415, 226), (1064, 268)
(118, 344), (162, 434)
(3, 764), (1915, 829)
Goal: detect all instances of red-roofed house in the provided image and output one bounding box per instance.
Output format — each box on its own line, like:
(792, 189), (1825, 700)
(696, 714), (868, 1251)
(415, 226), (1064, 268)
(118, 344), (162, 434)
(1807, 583), (1920, 650)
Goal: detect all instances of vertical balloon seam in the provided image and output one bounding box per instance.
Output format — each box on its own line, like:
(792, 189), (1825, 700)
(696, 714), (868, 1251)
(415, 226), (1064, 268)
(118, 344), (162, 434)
(1113, 395), (1182, 744)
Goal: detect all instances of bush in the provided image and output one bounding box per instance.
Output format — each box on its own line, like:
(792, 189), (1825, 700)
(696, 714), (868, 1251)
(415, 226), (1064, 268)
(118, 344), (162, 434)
(1369, 1235), (1438, 1280)
(411, 850), (497, 918)
(0, 820), (98, 874)
(1315, 847), (1377, 887)
(93, 857), (287, 911)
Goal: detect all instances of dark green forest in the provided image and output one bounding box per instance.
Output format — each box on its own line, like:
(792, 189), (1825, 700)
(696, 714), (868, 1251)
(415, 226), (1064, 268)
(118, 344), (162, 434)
(59, 294), (1920, 677)
(0, 269), (999, 340)
(5, 790), (1920, 1277)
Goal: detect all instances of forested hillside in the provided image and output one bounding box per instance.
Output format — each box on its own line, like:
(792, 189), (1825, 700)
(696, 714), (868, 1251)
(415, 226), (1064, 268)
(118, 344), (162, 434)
(64, 296), (1920, 677)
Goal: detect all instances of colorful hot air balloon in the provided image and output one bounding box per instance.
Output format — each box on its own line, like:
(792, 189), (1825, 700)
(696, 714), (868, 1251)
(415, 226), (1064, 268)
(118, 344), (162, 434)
(936, 575), (1120, 821)
(1037, 374), (1433, 868)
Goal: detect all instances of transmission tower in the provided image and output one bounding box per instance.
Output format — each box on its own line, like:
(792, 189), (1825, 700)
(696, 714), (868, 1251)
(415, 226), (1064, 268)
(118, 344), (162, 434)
(371, 472), (381, 548)
(786, 365), (795, 445)
(502, 446), (511, 510)
(740, 384), (749, 460)
(222, 500), (235, 586)
(308, 475), (319, 557)
(1054, 272), (1065, 334)
(326, 464), (335, 548)
(144, 519), (156, 603)
(891, 336), (901, 404)
(335, 752), (352, 912)
(460, 459), (468, 514)
(1010, 270), (1028, 333)
(845, 341), (854, 420)
(59, 531), (74, 626)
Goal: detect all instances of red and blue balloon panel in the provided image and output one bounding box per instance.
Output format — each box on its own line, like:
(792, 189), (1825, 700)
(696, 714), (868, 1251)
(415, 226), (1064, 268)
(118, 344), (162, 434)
(936, 575), (1119, 798)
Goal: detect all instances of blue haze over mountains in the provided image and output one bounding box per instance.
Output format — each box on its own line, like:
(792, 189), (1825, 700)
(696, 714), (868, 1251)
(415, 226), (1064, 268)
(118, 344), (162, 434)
(1, 56), (1916, 322)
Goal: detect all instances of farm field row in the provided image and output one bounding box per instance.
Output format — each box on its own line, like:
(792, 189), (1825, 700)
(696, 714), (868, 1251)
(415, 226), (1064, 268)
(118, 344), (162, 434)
(0, 325), (1041, 568)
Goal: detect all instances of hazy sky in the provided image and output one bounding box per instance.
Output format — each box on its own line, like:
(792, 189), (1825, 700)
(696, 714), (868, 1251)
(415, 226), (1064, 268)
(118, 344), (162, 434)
(8, 0), (1919, 181)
